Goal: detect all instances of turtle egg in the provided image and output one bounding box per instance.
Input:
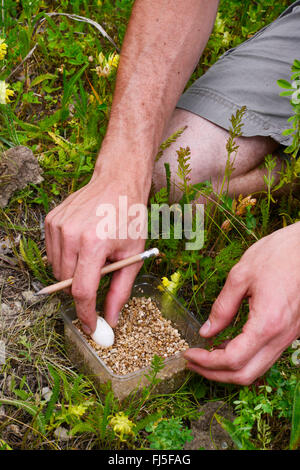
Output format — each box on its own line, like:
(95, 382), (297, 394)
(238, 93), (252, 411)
(91, 317), (114, 348)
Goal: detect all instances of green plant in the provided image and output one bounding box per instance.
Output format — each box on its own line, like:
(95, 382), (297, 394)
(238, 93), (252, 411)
(217, 367), (298, 450)
(145, 416), (193, 450)
(19, 236), (52, 284)
(277, 60), (300, 187)
(290, 379), (300, 450)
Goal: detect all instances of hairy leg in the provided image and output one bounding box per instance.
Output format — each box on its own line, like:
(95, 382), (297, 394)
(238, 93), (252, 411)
(153, 109), (283, 202)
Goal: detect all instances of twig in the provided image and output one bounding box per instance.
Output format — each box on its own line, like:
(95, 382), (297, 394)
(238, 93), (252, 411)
(7, 44), (38, 80)
(40, 12), (120, 52)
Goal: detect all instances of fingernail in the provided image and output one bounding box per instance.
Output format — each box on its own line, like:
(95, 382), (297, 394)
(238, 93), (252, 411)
(200, 319), (211, 336)
(81, 323), (92, 335)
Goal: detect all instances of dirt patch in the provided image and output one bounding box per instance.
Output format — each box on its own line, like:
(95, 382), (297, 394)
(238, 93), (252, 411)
(0, 146), (43, 208)
(184, 400), (236, 450)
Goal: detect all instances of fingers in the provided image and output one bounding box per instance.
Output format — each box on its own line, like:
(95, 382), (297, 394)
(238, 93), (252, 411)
(184, 295), (294, 385)
(184, 317), (264, 372)
(45, 213), (53, 266)
(104, 260), (143, 327)
(44, 189), (85, 279)
(200, 263), (249, 338)
(185, 341), (285, 386)
(60, 227), (78, 295)
(45, 207), (64, 281)
(71, 240), (107, 335)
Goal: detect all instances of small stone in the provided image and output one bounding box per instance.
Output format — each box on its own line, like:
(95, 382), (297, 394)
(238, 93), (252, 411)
(22, 290), (37, 304)
(54, 426), (70, 441)
(42, 386), (52, 402)
(7, 424), (22, 436)
(0, 146), (43, 208)
(13, 301), (22, 312)
(1, 303), (13, 316)
(0, 405), (6, 419)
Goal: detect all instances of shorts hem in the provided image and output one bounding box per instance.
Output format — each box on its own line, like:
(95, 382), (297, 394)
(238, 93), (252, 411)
(176, 87), (291, 146)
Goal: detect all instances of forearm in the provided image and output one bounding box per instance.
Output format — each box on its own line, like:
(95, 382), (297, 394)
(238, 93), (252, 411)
(95, 0), (219, 184)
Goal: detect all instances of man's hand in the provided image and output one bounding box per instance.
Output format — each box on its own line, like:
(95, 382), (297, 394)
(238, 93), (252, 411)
(45, 169), (148, 334)
(45, 0), (219, 334)
(184, 222), (300, 385)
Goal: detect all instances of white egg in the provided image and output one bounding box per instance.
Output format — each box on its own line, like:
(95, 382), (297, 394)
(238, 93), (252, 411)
(91, 317), (115, 348)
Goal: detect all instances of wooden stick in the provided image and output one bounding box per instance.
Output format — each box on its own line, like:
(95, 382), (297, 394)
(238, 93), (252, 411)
(35, 248), (159, 296)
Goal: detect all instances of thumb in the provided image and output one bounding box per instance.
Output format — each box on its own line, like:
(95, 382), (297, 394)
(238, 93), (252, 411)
(200, 264), (249, 337)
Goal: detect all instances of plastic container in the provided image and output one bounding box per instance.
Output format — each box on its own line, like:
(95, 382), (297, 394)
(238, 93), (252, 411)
(60, 274), (206, 401)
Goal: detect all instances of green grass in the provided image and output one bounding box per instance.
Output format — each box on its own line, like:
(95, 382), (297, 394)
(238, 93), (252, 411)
(0, 0), (299, 450)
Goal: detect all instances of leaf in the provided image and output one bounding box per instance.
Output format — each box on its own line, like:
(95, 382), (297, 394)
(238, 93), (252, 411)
(0, 397), (45, 434)
(30, 73), (57, 88)
(215, 414), (257, 450)
(44, 365), (61, 426)
(135, 411), (164, 433)
(48, 131), (72, 153)
(277, 79), (293, 89)
(69, 422), (96, 436)
(290, 380), (300, 450)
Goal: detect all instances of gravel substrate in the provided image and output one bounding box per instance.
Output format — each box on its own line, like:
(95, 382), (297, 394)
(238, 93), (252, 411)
(73, 296), (189, 375)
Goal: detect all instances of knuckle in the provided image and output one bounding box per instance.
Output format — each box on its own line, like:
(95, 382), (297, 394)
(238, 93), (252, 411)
(80, 231), (95, 246)
(259, 313), (282, 339)
(227, 356), (244, 371)
(72, 283), (95, 302)
(228, 262), (248, 286)
(61, 225), (75, 241)
(45, 213), (53, 228)
(71, 286), (88, 300)
(211, 297), (228, 321)
(235, 371), (255, 386)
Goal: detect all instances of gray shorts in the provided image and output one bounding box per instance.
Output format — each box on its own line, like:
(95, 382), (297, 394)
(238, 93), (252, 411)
(176, 1), (300, 148)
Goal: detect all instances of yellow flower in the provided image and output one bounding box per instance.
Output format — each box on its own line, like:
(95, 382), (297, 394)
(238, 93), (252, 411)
(0, 439), (12, 450)
(235, 194), (256, 216)
(68, 403), (89, 417)
(109, 412), (135, 442)
(0, 80), (14, 104)
(95, 64), (111, 78)
(160, 271), (181, 294)
(95, 51), (119, 78)
(107, 52), (119, 68)
(98, 51), (105, 66)
(0, 39), (8, 60)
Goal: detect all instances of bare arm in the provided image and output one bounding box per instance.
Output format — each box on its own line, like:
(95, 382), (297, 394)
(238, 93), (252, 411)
(45, 0), (219, 333)
(97, 0), (219, 181)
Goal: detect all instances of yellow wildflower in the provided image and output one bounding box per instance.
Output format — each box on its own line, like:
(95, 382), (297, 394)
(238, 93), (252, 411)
(98, 51), (105, 66)
(235, 194), (256, 216)
(107, 52), (119, 68)
(0, 39), (8, 60)
(221, 194), (256, 233)
(96, 64), (111, 78)
(160, 271), (181, 295)
(95, 51), (119, 78)
(0, 439), (12, 450)
(0, 80), (14, 104)
(109, 412), (135, 442)
(68, 403), (88, 417)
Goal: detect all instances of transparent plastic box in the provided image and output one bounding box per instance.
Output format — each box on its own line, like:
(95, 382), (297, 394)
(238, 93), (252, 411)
(60, 274), (206, 401)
